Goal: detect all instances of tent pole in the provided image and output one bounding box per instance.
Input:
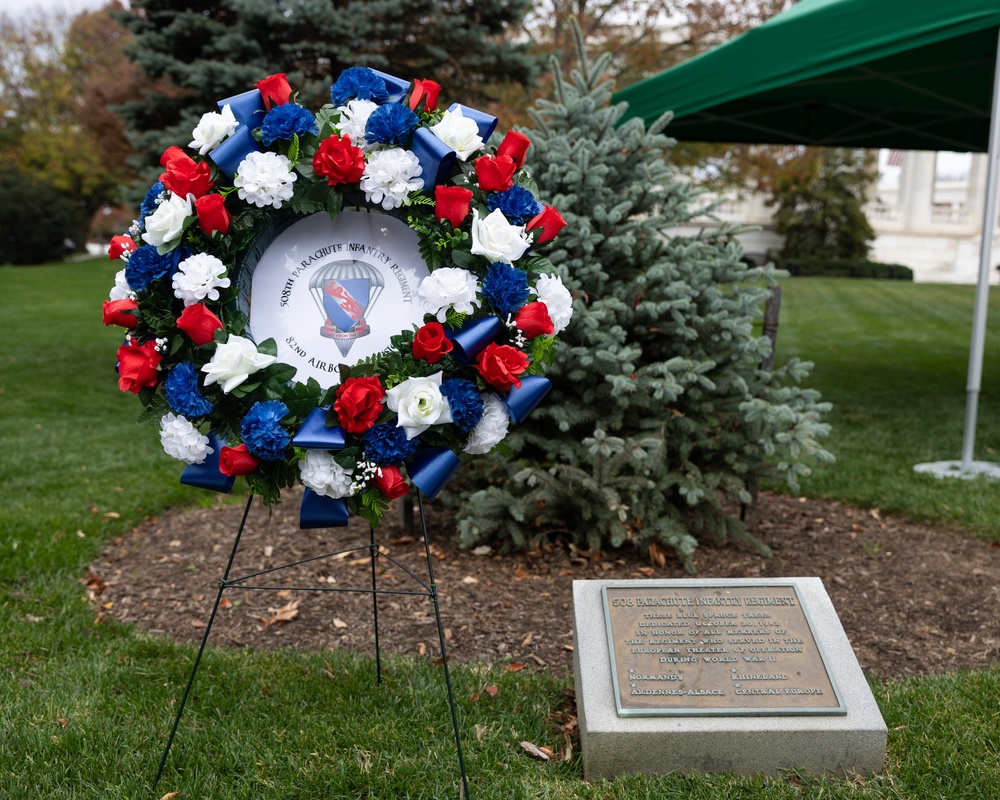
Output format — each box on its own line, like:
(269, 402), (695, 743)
(960, 28), (1000, 471)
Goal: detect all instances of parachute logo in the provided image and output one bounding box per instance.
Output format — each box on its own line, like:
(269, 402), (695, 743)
(308, 259), (385, 357)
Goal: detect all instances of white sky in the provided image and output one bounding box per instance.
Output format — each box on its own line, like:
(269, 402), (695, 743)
(0, 0), (113, 16)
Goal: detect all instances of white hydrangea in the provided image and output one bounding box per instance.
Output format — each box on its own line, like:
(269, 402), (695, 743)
(172, 252), (232, 306)
(533, 274), (574, 334)
(335, 99), (379, 151)
(360, 147), (423, 210)
(429, 107), (484, 161)
(299, 449), (355, 499)
(109, 268), (135, 301)
(234, 151), (297, 209)
(142, 192), (192, 247)
(189, 104), (238, 155)
(463, 394), (509, 455)
(417, 267), (480, 323)
(159, 412), (213, 464)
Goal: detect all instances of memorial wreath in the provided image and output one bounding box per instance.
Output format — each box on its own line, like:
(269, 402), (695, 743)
(104, 67), (570, 528)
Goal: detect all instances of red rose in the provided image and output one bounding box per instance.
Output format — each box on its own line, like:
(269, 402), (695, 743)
(408, 78), (442, 113)
(514, 301), (555, 339)
(496, 130), (531, 169)
(108, 235), (136, 261)
(116, 340), (161, 394)
(159, 146), (213, 199)
(219, 444), (261, 477)
(334, 376), (386, 434)
(527, 205), (567, 245)
(194, 193), (232, 236)
(103, 299), (139, 329)
(373, 465), (409, 500)
(475, 342), (529, 391)
(434, 185), (473, 229)
(255, 73), (293, 109)
(176, 303), (224, 346)
(313, 134), (366, 186)
(412, 321), (454, 364)
(474, 154), (516, 192)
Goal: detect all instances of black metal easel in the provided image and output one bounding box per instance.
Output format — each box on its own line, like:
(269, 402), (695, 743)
(152, 492), (470, 798)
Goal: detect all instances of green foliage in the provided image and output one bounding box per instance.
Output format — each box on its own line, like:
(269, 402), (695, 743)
(452, 31), (833, 571)
(769, 147), (877, 261)
(0, 168), (84, 264)
(779, 257), (913, 280)
(115, 0), (536, 187)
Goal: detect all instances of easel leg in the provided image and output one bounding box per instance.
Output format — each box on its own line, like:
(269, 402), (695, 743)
(369, 523), (382, 685)
(417, 492), (470, 799)
(152, 494), (255, 792)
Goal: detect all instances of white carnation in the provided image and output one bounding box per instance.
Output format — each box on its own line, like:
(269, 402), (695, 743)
(533, 274), (573, 334)
(299, 450), (355, 499)
(159, 412), (213, 464)
(109, 268), (135, 301)
(142, 192), (192, 247)
(470, 208), (531, 265)
(201, 334), (278, 394)
(234, 151), (297, 209)
(189, 104), (238, 155)
(172, 253), (231, 306)
(429, 107), (484, 161)
(385, 372), (453, 440)
(463, 394), (509, 455)
(417, 267), (480, 323)
(360, 147), (423, 210)
(336, 99), (379, 151)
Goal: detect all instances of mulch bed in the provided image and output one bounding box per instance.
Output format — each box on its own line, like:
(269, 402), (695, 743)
(87, 488), (1000, 680)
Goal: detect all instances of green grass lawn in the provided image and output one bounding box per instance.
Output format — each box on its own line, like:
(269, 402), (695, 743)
(1, 262), (998, 798)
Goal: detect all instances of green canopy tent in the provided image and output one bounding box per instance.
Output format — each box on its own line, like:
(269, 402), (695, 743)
(614, 0), (1000, 479)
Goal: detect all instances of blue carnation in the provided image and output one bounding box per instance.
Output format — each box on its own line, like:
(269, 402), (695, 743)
(440, 379), (484, 433)
(139, 181), (165, 221)
(363, 420), (419, 465)
(481, 262), (530, 317)
(260, 103), (318, 146)
(364, 103), (419, 146)
(125, 244), (188, 292)
(164, 361), (214, 418)
(330, 67), (388, 106)
(241, 400), (290, 461)
(486, 185), (542, 226)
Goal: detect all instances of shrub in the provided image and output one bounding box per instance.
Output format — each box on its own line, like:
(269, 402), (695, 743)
(780, 257), (913, 280)
(0, 168), (84, 265)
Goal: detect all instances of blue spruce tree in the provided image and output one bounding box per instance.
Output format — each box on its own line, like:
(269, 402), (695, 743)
(454, 31), (833, 571)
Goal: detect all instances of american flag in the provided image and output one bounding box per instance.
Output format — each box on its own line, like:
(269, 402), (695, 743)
(886, 149), (903, 167)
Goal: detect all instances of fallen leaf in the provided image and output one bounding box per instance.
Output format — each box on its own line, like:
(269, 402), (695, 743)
(472, 545), (492, 556)
(25, 614), (44, 623)
(485, 684), (498, 698)
(332, 617), (348, 629)
(648, 541), (667, 569)
(264, 546), (274, 557)
(80, 572), (109, 598)
(520, 741), (550, 761)
(389, 536), (416, 545)
(191, 620), (207, 629)
(169, 540), (181, 548)
(219, 598), (233, 610)
(461, 575), (479, 585)
(418, 643), (427, 657)
(102, 601), (113, 610)
(506, 662), (525, 672)
(56, 718), (68, 729)
(521, 632), (533, 647)
(262, 599), (300, 629)
(103, 512), (121, 519)
(160, 793), (181, 800)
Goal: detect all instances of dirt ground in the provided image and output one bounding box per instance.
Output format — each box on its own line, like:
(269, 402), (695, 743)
(87, 488), (1000, 680)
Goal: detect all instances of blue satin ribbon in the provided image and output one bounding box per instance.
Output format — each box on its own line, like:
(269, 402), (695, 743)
(217, 89), (266, 128)
(411, 127), (457, 188)
(300, 488), (350, 528)
(504, 375), (552, 424)
(371, 69), (411, 104)
(406, 447), (462, 499)
(209, 125), (261, 179)
(447, 103), (498, 141)
(446, 315), (502, 363)
(180, 434), (235, 493)
(292, 407), (346, 450)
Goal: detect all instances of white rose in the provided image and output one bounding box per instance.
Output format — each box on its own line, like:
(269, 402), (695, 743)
(172, 252), (232, 306)
(429, 107), (484, 161)
(142, 192), (192, 247)
(201, 334), (278, 394)
(385, 372), (453, 440)
(109, 268), (134, 301)
(417, 267), (480, 323)
(533, 274), (573, 334)
(189, 104), (238, 155)
(159, 412), (213, 464)
(463, 394), (509, 455)
(336, 99), (378, 150)
(470, 208), (531, 265)
(299, 450), (355, 499)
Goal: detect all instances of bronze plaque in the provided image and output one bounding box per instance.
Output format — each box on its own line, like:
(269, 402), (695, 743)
(602, 581), (845, 716)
